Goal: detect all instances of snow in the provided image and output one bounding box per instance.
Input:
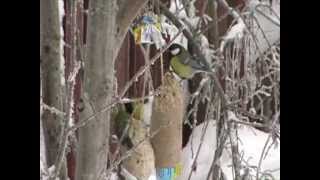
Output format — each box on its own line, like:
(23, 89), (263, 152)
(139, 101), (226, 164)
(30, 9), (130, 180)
(220, 0), (280, 63)
(165, 0), (189, 50)
(199, 35), (216, 65)
(111, 167), (157, 180)
(179, 120), (217, 180)
(220, 17), (246, 52)
(160, 17), (188, 51)
(227, 110), (240, 122)
(143, 95), (154, 127)
(169, 0), (188, 20)
(41, 3), (65, 179)
(187, 16), (200, 29)
(40, 126), (46, 164)
(185, 0), (197, 19)
(247, 0), (280, 63)
(180, 120), (280, 180)
(58, 0), (65, 86)
(224, 21), (245, 41)
(109, 172), (119, 180)
(147, 171), (157, 180)
(121, 168), (138, 180)
(40, 115), (48, 179)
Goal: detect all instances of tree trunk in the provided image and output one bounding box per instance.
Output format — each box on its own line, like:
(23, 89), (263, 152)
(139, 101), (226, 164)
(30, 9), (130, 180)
(151, 73), (184, 180)
(40, 0), (67, 179)
(75, 1), (117, 180)
(74, 0), (148, 179)
(208, 0), (219, 48)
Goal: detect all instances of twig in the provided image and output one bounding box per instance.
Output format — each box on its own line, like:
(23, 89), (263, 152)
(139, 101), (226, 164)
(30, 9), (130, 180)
(41, 103), (65, 116)
(256, 111), (279, 180)
(251, 15), (271, 50)
(120, 91), (160, 104)
(225, 1), (264, 60)
(256, 3), (280, 21)
(189, 76), (210, 102)
(194, 0), (209, 31)
(255, 6), (280, 27)
(229, 119), (266, 128)
(187, 103), (211, 180)
(227, 104), (267, 122)
(206, 125), (229, 180)
(197, 3), (243, 37)
(256, 131), (272, 180)
(228, 122), (241, 180)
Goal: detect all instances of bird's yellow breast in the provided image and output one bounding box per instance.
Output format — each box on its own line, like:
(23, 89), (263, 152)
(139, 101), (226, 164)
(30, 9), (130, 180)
(170, 56), (193, 79)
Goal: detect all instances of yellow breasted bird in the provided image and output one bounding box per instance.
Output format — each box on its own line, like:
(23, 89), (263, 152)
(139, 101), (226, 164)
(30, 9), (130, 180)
(114, 102), (145, 149)
(169, 43), (212, 79)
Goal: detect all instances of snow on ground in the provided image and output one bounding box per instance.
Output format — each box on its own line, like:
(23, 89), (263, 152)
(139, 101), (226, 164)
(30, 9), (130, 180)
(180, 120), (280, 180)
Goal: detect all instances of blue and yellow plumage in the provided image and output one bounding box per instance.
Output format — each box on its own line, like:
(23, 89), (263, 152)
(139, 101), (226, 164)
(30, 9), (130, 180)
(169, 43), (211, 79)
(114, 102), (145, 149)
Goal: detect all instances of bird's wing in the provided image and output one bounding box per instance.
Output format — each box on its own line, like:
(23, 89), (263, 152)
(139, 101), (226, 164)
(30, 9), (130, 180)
(187, 56), (208, 71)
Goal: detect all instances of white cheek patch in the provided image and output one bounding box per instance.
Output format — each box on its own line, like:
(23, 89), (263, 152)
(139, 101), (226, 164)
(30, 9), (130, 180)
(171, 48), (180, 55)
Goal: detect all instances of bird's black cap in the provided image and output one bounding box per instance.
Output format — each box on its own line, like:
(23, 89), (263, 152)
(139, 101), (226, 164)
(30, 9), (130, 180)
(168, 43), (183, 52)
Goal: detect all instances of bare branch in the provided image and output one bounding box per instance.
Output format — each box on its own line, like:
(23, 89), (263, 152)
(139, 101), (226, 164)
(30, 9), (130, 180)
(187, 117), (211, 180)
(41, 103), (65, 116)
(206, 126), (229, 180)
(117, 0), (149, 38)
(197, 3), (243, 37)
(255, 6), (280, 27)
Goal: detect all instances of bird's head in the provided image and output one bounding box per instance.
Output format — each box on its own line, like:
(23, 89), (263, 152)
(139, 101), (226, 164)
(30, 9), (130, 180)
(169, 43), (184, 56)
(123, 101), (145, 120)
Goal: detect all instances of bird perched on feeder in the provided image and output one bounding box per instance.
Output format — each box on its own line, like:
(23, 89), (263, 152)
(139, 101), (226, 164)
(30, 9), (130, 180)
(113, 100), (156, 180)
(168, 43), (213, 79)
(114, 101), (146, 149)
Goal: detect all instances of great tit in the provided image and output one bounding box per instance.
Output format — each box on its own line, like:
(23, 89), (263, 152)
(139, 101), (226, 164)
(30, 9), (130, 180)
(114, 101), (146, 149)
(114, 103), (134, 148)
(169, 43), (211, 79)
